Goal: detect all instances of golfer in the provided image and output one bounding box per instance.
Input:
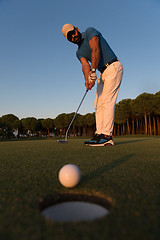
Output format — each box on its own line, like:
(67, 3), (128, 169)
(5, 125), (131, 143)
(62, 24), (123, 146)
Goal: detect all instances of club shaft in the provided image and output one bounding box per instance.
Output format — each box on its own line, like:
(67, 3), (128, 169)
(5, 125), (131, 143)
(65, 90), (88, 141)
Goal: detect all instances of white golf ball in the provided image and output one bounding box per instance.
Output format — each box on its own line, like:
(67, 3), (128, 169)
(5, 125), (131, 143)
(58, 164), (81, 188)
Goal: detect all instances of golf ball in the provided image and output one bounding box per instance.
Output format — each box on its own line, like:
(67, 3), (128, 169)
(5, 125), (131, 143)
(58, 164), (81, 188)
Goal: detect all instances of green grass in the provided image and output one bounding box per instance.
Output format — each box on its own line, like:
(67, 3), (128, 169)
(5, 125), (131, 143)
(0, 136), (160, 240)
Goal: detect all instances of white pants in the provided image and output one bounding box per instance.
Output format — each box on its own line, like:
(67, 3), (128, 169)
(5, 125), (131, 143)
(94, 61), (123, 136)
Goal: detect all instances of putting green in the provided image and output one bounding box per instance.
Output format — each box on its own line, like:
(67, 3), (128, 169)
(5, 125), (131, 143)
(0, 136), (159, 240)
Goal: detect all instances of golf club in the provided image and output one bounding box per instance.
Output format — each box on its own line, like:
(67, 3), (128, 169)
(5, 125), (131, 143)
(57, 89), (88, 143)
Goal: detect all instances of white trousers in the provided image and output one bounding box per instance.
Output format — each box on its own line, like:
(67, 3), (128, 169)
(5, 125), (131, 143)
(94, 61), (123, 136)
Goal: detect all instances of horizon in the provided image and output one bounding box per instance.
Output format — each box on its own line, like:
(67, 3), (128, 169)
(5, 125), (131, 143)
(1, 90), (159, 120)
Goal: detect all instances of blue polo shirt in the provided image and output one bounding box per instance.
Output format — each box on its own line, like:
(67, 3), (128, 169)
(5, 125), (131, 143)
(76, 27), (117, 71)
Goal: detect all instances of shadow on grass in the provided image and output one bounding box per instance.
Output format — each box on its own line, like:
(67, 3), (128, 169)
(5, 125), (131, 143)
(115, 138), (151, 145)
(82, 154), (134, 183)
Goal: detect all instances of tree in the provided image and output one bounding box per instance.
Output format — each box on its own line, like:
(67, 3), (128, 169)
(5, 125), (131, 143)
(54, 113), (67, 136)
(74, 114), (83, 136)
(153, 93), (160, 135)
(41, 118), (54, 136)
(21, 117), (39, 135)
(0, 114), (21, 138)
(114, 103), (121, 135)
(119, 99), (132, 134)
(65, 113), (81, 136)
(131, 99), (141, 134)
(37, 119), (43, 137)
(81, 114), (88, 136)
(84, 113), (96, 136)
(114, 99), (132, 135)
(132, 93), (154, 134)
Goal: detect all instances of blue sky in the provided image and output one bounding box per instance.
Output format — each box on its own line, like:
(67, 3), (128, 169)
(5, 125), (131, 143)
(0, 0), (160, 119)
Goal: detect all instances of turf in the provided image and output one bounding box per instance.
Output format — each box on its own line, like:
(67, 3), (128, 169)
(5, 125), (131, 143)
(0, 136), (160, 240)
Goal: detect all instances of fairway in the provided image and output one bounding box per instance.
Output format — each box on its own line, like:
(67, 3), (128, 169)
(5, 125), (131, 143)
(0, 136), (160, 240)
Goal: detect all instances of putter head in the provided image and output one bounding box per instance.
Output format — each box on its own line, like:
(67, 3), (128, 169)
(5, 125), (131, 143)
(57, 140), (68, 143)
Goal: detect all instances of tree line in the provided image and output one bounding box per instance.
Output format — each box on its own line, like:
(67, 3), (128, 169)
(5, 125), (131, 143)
(0, 91), (160, 139)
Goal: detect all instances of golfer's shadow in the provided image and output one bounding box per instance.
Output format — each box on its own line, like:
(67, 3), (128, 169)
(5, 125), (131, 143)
(115, 138), (150, 145)
(82, 154), (134, 183)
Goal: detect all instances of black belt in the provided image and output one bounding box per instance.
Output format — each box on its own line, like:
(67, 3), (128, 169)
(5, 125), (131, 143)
(100, 58), (118, 73)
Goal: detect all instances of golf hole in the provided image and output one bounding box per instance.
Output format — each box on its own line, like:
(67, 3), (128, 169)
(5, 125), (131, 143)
(40, 194), (112, 222)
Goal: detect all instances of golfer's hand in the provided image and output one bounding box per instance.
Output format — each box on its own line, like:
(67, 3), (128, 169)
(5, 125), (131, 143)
(89, 71), (97, 81)
(85, 76), (95, 90)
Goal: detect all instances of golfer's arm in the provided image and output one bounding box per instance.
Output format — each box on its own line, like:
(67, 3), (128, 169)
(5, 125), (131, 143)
(80, 57), (90, 82)
(89, 36), (100, 70)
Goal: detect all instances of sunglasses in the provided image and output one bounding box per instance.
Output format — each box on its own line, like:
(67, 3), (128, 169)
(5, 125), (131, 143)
(67, 29), (76, 41)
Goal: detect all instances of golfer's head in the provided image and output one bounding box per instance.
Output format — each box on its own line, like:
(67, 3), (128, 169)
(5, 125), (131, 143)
(62, 23), (81, 44)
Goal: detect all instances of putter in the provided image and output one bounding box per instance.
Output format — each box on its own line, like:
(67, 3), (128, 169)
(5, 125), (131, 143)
(57, 89), (88, 143)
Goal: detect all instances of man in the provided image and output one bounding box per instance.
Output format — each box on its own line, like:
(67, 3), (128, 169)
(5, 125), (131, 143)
(62, 24), (123, 146)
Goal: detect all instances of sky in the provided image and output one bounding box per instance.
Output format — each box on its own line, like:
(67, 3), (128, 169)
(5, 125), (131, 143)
(0, 0), (160, 120)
